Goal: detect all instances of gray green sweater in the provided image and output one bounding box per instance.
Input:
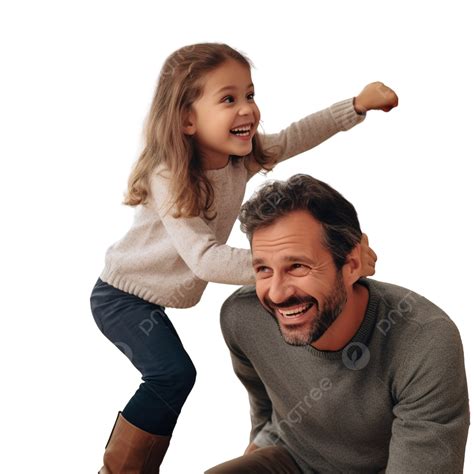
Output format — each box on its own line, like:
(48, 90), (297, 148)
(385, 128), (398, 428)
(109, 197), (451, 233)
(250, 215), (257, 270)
(99, 98), (364, 308)
(220, 278), (470, 473)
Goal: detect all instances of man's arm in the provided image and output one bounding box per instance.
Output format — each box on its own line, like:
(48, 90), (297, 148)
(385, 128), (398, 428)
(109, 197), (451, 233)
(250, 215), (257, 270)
(386, 319), (470, 473)
(228, 348), (275, 447)
(220, 291), (276, 449)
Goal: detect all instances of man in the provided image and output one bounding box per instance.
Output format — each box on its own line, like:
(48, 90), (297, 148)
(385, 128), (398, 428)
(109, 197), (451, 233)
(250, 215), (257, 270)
(206, 174), (470, 473)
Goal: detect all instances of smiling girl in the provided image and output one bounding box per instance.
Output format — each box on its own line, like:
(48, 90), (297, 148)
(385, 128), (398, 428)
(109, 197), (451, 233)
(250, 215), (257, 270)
(89, 42), (397, 472)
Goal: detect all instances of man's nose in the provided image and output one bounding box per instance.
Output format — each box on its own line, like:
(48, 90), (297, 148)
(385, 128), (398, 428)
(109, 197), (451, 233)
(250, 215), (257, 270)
(268, 274), (294, 306)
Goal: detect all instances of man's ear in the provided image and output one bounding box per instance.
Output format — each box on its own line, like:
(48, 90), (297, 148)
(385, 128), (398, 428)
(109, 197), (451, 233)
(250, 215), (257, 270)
(182, 108), (196, 136)
(343, 244), (362, 286)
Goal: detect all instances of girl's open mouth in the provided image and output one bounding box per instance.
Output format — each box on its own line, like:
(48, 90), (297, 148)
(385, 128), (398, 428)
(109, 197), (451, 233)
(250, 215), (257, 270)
(230, 124), (252, 139)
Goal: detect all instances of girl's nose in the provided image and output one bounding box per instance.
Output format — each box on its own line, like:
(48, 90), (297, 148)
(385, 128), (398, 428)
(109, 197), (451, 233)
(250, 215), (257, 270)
(238, 102), (253, 116)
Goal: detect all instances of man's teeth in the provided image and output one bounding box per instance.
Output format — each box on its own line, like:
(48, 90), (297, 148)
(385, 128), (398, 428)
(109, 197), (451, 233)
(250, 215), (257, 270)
(279, 303), (313, 318)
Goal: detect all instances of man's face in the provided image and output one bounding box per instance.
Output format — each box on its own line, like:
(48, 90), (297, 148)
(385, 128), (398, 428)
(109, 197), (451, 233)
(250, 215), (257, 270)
(252, 210), (348, 346)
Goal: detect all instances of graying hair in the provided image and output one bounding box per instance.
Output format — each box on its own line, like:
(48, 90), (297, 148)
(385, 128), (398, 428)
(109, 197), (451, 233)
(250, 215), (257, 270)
(239, 174), (362, 269)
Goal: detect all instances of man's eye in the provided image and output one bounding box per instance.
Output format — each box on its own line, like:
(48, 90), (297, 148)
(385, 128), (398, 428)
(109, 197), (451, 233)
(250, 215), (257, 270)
(255, 266), (272, 275)
(255, 266), (272, 279)
(289, 264), (310, 276)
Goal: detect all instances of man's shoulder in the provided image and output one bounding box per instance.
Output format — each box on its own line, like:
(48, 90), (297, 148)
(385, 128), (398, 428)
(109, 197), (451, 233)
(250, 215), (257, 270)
(225, 284), (257, 299)
(365, 278), (459, 341)
(220, 285), (267, 331)
(368, 281), (467, 417)
(221, 285), (261, 314)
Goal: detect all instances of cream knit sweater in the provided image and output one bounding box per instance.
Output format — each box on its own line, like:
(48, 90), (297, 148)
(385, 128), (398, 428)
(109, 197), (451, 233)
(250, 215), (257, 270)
(99, 98), (365, 308)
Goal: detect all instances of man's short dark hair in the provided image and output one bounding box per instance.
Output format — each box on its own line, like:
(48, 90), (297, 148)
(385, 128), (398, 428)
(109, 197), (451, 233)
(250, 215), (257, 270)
(239, 174), (362, 269)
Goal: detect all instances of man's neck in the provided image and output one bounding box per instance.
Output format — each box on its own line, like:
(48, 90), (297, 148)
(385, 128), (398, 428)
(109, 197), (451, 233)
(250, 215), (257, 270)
(312, 282), (369, 351)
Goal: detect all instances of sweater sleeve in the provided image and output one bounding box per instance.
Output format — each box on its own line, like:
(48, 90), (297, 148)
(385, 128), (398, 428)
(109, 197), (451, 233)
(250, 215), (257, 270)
(248, 98), (365, 179)
(386, 320), (470, 473)
(151, 172), (255, 285)
(229, 351), (276, 447)
(220, 295), (275, 446)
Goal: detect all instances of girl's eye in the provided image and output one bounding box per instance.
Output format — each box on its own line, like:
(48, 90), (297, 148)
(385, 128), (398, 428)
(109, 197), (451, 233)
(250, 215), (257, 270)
(222, 93), (255, 104)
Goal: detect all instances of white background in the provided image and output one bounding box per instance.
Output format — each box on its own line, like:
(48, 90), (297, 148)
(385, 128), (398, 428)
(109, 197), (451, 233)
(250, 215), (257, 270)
(1, 1), (473, 472)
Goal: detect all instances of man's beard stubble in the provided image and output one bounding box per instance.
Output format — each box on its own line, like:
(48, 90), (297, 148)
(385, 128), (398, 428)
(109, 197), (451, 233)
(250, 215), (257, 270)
(265, 271), (348, 346)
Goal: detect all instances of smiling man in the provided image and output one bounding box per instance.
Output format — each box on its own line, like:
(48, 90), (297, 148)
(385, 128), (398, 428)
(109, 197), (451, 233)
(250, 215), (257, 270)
(206, 174), (470, 473)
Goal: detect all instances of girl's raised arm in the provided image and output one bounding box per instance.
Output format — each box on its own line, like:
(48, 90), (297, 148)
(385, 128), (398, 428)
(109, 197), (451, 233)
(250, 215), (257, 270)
(249, 97), (364, 180)
(249, 82), (397, 180)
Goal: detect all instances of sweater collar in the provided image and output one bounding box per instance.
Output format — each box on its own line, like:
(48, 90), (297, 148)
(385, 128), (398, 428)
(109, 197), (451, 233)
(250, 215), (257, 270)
(303, 278), (380, 360)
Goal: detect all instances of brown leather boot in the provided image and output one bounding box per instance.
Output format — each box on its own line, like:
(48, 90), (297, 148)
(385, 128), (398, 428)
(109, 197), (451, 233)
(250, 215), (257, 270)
(99, 411), (171, 473)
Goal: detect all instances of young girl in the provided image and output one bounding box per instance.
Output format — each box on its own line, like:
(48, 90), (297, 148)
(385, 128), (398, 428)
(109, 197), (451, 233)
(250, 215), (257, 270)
(90, 43), (397, 473)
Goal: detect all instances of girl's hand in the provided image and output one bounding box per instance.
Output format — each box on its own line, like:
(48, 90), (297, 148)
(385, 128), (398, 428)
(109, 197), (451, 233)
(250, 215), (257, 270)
(354, 82), (398, 114)
(244, 442), (260, 455)
(360, 233), (377, 277)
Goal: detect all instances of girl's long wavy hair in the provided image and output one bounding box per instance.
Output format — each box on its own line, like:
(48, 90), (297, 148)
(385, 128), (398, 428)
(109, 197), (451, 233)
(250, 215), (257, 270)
(123, 43), (278, 219)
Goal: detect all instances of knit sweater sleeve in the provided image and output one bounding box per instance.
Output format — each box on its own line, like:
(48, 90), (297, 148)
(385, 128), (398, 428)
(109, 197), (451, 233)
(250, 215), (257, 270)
(220, 294), (274, 446)
(386, 319), (470, 473)
(247, 98), (365, 179)
(229, 351), (275, 447)
(150, 172), (255, 285)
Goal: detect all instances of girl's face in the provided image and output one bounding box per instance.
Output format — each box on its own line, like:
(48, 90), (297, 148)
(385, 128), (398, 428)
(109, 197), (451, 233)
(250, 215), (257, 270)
(183, 59), (261, 169)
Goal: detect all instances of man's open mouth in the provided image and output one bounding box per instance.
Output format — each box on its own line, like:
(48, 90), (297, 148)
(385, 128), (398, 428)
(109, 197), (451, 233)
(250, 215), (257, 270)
(277, 302), (315, 319)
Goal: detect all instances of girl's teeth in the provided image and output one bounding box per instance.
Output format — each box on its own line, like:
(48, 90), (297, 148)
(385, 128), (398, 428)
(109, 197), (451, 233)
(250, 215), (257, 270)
(231, 125), (252, 135)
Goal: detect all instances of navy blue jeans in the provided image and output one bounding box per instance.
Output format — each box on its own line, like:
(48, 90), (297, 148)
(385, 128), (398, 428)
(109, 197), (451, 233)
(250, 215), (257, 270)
(90, 277), (196, 436)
